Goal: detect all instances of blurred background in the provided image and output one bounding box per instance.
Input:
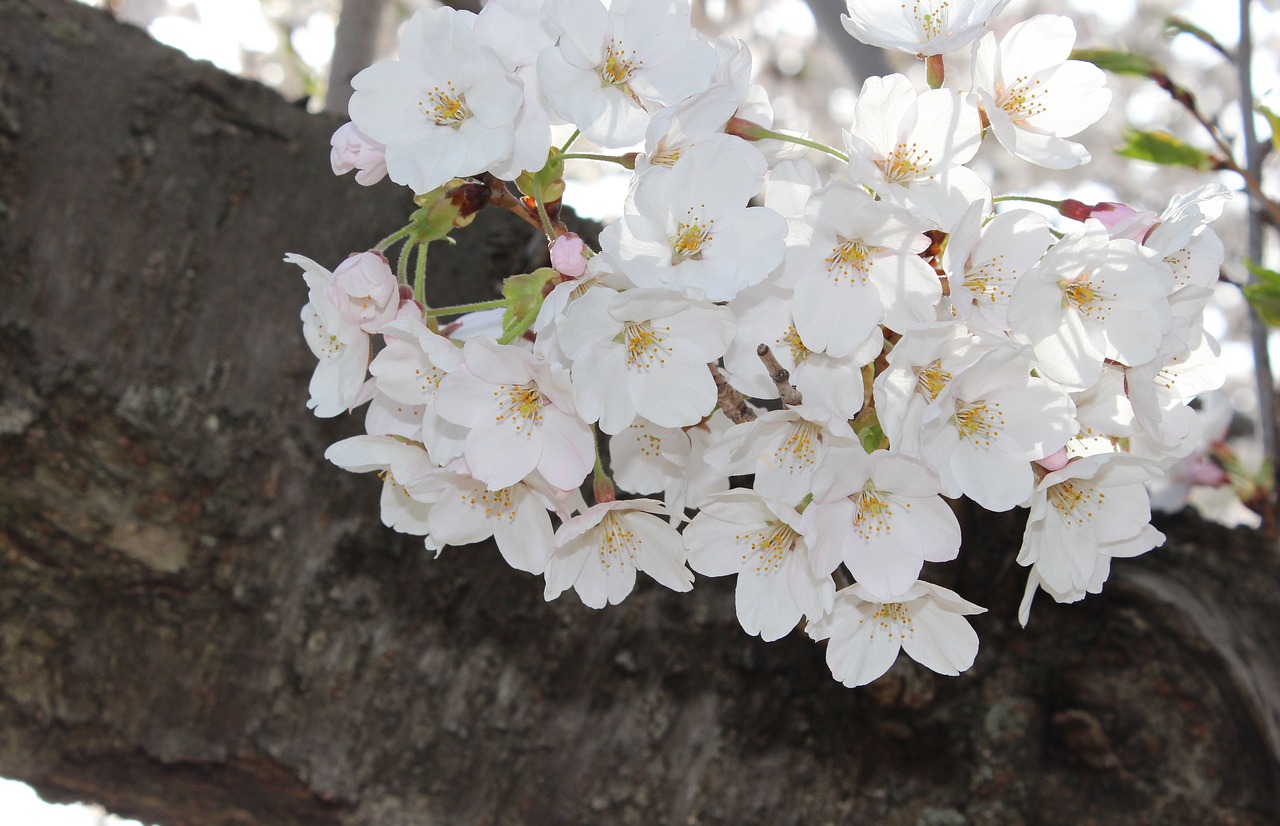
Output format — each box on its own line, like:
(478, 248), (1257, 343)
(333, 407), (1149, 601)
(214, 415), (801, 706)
(10, 0), (1280, 821)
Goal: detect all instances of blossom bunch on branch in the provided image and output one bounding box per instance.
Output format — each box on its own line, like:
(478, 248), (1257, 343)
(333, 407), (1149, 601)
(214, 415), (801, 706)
(293, 0), (1228, 689)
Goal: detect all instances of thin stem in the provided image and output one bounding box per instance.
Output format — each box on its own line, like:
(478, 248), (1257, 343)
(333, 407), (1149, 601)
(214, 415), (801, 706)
(396, 239), (412, 286)
(424, 298), (511, 318)
(558, 129), (581, 155)
(1237, 0), (1279, 526)
(531, 177), (557, 241)
(552, 152), (635, 167)
(413, 242), (428, 308)
(375, 225), (412, 253)
(993, 194), (1062, 210)
(753, 127), (849, 163)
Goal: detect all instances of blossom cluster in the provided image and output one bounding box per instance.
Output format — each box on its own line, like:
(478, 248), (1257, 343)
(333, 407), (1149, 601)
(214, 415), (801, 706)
(297, 0), (1228, 689)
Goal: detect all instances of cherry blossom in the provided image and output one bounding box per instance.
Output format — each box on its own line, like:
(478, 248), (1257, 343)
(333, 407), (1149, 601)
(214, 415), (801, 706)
(808, 581), (986, 688)
(684, 491), (834, 641)
(544, 499), (694, 608)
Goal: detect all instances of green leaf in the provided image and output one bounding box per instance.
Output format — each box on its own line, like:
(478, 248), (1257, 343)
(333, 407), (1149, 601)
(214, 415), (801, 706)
(1115, 128), (1215, 171)
(1259, 105), (1280, 152)
(1242, 259), (1280, 326)
(1070, 49), (1159, 77)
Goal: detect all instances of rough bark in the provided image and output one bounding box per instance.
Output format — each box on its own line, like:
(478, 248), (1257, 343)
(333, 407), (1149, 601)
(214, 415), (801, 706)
(1, 2), (1278, 825)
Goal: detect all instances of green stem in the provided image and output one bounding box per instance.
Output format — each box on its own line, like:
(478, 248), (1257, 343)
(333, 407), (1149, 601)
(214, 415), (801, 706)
(424, 298), (511, 318)
(413, 242), (428, 309)
(558, 129), (581, 155)
(750, 126), (848, 163)
(552, 151), (635, 167)
(531, 177), (557, 240)
(396, 240), (412, 286)
(498, 306), (539, 346)
(993, 194), (1063, 209)
(591, 428), (615, 504)
(375, 225), (412, 253)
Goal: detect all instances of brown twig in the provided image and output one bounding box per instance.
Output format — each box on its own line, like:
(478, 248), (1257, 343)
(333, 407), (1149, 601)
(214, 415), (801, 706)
(709, 363), (756, 424)
(755, 344), (803, 406)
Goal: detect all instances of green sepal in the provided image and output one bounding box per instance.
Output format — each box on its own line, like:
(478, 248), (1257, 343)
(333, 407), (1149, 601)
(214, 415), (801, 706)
(1071, 48), (1160, 77)
(407, 180), (472, 245)
(500, 267), (560, 335)
(516, 151), (566, 204)
(1115, 128), (1214, 171)
(851, 408), (887, 453)
(1242, 259), (1280, 326)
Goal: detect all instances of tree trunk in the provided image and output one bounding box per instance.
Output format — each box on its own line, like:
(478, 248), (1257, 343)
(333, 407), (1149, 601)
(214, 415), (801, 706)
(1, 2), (1278, 825)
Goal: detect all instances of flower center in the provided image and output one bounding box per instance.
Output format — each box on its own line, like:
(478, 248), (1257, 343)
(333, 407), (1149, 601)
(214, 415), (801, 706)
(770, 420), (821, 475)
(999, 74), (1047, 123)
(463, 486), (516, 521)
(1047, 480), (1105, 528)
(598, 512), (641, 571)
(915, 359), (952, 402)
(622, 321), (670, 369)
(863, 601), (914, 640)
(962, 253), (1010, 304)
(737, 521), (799, 574)
(878, 142), (934, 183)
(909, 0), (951, 39)
(825, 238), (873, 284)
(670, 211), (714, 264)
(420, 81), (471, 127)
(493, 383), (545, 433)
(780, 325), (811, 365)
(852, 485), (896, 541)
(1062, 274), (1114, 320)
(951, 399), (1004, 447)
(600, 40), (641, 87)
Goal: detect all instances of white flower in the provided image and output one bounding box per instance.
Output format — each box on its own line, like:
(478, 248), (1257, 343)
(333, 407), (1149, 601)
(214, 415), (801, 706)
(916, 348), (1077, 511)
(369, 316), (468, 466)
(325, 436), (445, 537)
(844, 74), (987, 229)
(1009, 219), (1173, 391)
(349, 6), (524, 193)
(707, 408), (858, 505)
(801, 446), (961, 600)
(609, 414), (731, 514)
(558, 287), (736, 434)
(808, 581), (986, 688)
(941, 204), (1053, 335)
(723, 279), (879, 424)
(544, 499), (694, 608)
(780, 183), (938, 357)
(969, 14), (1111, 169)
(602, 139), (786, 301)
(537, 0), (716, 148)
(435, 337), (595, 491)
(1016, 453), (1165, 625)
(289, 253), (370, 418)
(684, 491), (834, 641)
(428, 471), (558, 575)
(840, 0), (1010, 56)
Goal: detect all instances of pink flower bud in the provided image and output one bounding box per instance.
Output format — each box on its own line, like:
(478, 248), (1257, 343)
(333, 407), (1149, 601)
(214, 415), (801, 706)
(330, 122), (388, 187)
(1089, 202), (1158, 241)
(1035, 448), (1070, 472)
(549, 232), (588, 278)
(1186, 455), (1228, 488)
(331, 251), (399, 333)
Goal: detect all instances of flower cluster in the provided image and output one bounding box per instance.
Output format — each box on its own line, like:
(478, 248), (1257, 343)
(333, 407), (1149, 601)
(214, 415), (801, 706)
(300, 0), (1228, 688)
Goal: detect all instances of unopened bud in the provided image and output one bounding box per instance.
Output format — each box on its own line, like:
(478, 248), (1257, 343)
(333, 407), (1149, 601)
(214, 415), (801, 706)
(550, 232), (589, 278)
